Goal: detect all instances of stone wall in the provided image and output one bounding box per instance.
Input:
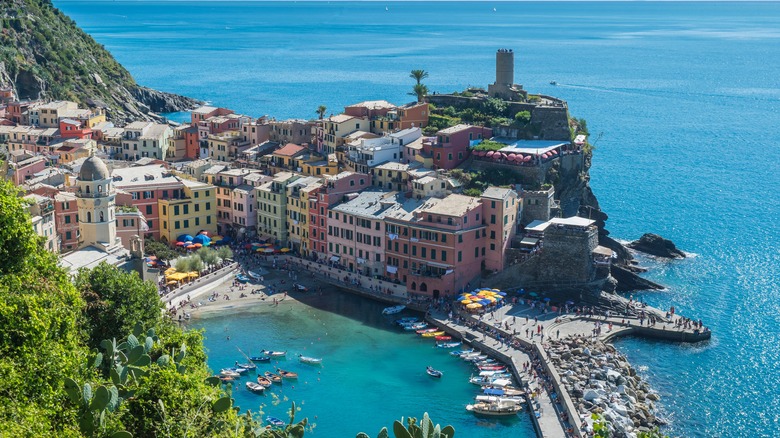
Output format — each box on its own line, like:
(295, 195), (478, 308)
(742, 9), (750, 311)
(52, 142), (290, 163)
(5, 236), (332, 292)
(538, 224), (598, 284)
(521, 187), (555, 226)
(464, 156), (549, 187)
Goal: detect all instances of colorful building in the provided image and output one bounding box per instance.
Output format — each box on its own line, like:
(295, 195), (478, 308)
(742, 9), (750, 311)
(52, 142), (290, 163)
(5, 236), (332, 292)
(432, 124), (492, 170)
(205, 168), (259, 238)
(24, 193), (59, 253)
(322, 114), (369, 154)
(372, 161), (414, 192)
(285, 176), (321, 252)
(256, 172), (300, 245)
(122, 121), (173, 161)
(158, 179), (217, 244)
(112, 164), (184, 239)
(481, 187), (519, 272)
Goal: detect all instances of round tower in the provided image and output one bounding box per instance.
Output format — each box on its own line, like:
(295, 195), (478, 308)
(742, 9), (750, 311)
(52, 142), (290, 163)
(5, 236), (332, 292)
(76, 156), (118, 249)
(495, 49), (514, 86)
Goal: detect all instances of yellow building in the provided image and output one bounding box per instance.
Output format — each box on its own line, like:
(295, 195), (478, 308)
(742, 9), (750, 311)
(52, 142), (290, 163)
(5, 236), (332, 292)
(158, 179), (217, 243)
(372, 161), (412, 192)
(207, 131), (249, 162)
(285, 176), (321, 252)
(322, 114), (369, 154)
(256, 172), (299, 245)
(295, 153), (339, 177)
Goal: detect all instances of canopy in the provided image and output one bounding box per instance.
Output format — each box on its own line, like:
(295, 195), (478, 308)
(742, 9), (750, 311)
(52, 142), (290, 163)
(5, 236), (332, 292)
(263, 248), (274, 253)
(484, 388), (505, 396)
(461, 299), (473, 304)
(478, 299), (491, 305)
(192, 234), (211, 245)
(486, 151), (495, 157)
(280, 248), (291, 253)
(167, 272), (188, 281)
(193, 243), (203, 248)
(175, 241), (185, 246)
(164, 268), (177, 275)
(565, 300), (575, 305)
(543, 297), (551, 302)
(177, 234), (194, 243)
(188, 272), (199, 278)
(166, 280), (177, 285)
(466, 303), (482, 309)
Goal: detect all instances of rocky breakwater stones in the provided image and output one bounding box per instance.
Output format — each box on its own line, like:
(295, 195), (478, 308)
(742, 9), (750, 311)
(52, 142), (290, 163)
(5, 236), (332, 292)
(546, 337), (663, 437)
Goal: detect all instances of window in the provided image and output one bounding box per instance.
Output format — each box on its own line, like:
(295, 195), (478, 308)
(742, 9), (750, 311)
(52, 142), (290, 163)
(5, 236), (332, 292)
(412, 246), (417, 256)
(442, 251), (447, 262)
(491, 214), (496, 224)
(458, 251), (462, 262)
(184, 219), (189, 228)
(163, 221), (167, 229)
(184, 205), (189, 215)
(66, 231), (72, 240)
(64, 215), (71, 224)
(482, 247), (485, 256)
(205, 202), (211, 210)
(175, 221), (180, 229)
(195, 204), (200, 212)
(490, 243), (496, 250)
(474, 247), (479, 258)
(431, 249), (436, 260)
(421, 248), (427, 258)
(148, 220), (153, 229)
(146, 205), (153, 215)
(174, 206), (180, 215)
(206, 216), (211, 224)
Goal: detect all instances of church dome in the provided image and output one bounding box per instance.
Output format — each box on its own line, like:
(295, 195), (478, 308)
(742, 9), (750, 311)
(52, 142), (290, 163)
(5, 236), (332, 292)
(79, 156), (110, 181)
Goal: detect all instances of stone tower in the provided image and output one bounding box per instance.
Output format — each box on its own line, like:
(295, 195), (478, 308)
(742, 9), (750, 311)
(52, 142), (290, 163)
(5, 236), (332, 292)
(77, 156), (119, 250)
(495, 48), (514, 86)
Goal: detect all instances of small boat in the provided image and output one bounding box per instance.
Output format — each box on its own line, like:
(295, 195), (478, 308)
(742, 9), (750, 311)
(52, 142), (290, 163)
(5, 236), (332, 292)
(248, 270), (263, 280)
(461, 352), (483, 359)
(436, 341), (462, 348)
(256, 376), (273, 388)
(478, 365), (507, 371)
(434, 335), (452, 341)
(264, 371), (283, 384)
(277, 368), (298, 379)
(395, 317), (419, 325)
(466, 399), (522, 416)
(237, 362), (257, 371)
(236, 274), (250, 283)
(229, 367), (249, 374)
(382, 305), (406, 315)
(421, 331), (445, 338)
(250, 356), (271, 362)
(266, 416), (286, 427)
(478, 370), (511, 378)
(261, 350), (286, 357)
(465, 354), (488, 362)
(451, 349), (474, 357)
(550, 81), (558, 86)
(416, 328), (437, 334)
(483, 385), (525, 396)
(219, 369), (240, 378)
(426, 366), (443, 378)
(475, 359), (497, 366)
(299, 355), (323, 365)
(404, 323), (428, 331)
(245, 381), (265, 394)
(218, 375), (235, 383)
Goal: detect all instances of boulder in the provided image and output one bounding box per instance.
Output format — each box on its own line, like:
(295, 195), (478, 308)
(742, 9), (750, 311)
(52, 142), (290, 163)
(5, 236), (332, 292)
(583, 389), (600, 402)
(646, 392), (659, 401)
(627, 233), (686, 259)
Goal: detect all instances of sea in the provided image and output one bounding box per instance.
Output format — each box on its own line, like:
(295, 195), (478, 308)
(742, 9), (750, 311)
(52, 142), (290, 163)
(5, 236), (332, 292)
(53, 1), (780, 436)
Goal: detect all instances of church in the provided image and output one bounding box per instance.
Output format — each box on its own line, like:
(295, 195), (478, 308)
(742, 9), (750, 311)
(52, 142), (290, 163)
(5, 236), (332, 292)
(60, 155), (148, 277)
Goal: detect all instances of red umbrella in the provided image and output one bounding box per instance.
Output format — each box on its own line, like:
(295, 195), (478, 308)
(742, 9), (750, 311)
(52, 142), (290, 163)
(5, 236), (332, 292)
(175, 241), (185, 246)
(486, 151), (495, 157)
(493, 153), (502, 160)
(524, 155), (532, 162)
(507, 153), (516, 161)
(552, 149), (559, 155)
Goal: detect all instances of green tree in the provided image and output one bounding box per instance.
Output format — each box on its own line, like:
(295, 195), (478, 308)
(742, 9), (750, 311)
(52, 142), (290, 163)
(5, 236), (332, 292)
(216, 246), (234, 262)
(409, 69), (429, 85)
(196, 247), (219, 270)
(76, 262), (164, 349)
(410, 83), (429, 103)
(316, 105), (327, 120)
(637, 427), (669, 438)
(145, 239), (179, 263)
(514, 110), (531, 125)
(0, 179), (86, 436)
(176, 256), (193, 273)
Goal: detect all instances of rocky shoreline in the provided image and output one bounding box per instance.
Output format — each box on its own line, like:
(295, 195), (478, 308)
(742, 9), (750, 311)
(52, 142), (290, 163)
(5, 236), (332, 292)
(548, 336), (663, 437)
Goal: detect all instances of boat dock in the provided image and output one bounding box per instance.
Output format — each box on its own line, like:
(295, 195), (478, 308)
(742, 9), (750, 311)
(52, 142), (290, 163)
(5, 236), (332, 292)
(427, 312), (576, 438)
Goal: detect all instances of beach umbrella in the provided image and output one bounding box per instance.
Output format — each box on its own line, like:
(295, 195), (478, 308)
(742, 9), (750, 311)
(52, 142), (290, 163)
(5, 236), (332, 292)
(188, 272), (199, 278)
(280, 248), (291, 253)
(175, 241), (185, 246)
(466, 303), (482, 309)
(461, 299), (473, 304)
(565, 300), (575, 305)
(177, 234), (194, 243)
(496, 291), (507, 296)
(185, 245), (196, 250)
(529, 292), (539, 297)
(524, 155), (532, 162)
(478, 299), (491, 305)
(256, 247), (264, 252)
(193, 234), (211, 245)
(263, 248), (274, 253)
(543, 297), (551, 302)
(486, 151), (494, 157)
(193, 243), (203, 248)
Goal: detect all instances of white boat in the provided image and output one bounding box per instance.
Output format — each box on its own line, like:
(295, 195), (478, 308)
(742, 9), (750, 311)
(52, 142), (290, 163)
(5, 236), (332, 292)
(466, 398), (522, 416)
(451, 349), (474, 356)
(298, 354), (323, 365)
(436, 341), (462, 348)
(261, 350), (286, 357)
(395, 317), (419, 325)
(245, 381), (265, 394)
(248, 270), (263, 280)
(479, 370), (510, 377)
(382, 305), (406, 315)
(465, 355), (489, 362)
(220, 369), (240, 378)
(426, 366), (443, 378)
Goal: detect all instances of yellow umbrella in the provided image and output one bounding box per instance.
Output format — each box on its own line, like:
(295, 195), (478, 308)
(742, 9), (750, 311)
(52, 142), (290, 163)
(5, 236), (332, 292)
(165, 267), (177, 275)
(461, 299), (473, 304)
(166, 280), (177, 285)
(188, 271), (199, 278)
(485, 297), (497, 302)
(466, 303), (482, 309)
(256, 247), (264, 252)
(263, 248), (274, 253)
(280, 248), (291, 253)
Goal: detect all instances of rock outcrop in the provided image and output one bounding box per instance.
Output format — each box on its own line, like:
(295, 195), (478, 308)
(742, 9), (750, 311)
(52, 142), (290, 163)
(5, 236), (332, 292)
(0, 0), (201, 122)
(628, 233), (686, 259)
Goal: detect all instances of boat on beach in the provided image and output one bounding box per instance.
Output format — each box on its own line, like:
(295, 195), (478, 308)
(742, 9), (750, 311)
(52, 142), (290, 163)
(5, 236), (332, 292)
(264, 371), (283, 383)
(266, 416), (285, 427)
(277, 368), (298, 379)
(248, 270), (264, 280)
(382, 305), (406, 315)
(426, 366), (443, 378)
(261, 350), (286, 357)
(245, 381), (265, 394)
(298, 354), (323, 365)
(236, 274), (250, 283)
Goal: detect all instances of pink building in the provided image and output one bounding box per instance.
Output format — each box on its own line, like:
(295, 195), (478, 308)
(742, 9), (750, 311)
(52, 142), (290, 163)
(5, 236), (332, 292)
(432, 124), (492, 170)
(385, 194), (486, 299)
(207, 168), (258, 238)
(9, 154), (46, 185)
(308, 172), (371, 260)
(327, 190), (400, 275)
(116, 209), (148, 250)
(112, 165), (184, 240)
(481, 187), (519, 272)
(30, 185), (80, 252)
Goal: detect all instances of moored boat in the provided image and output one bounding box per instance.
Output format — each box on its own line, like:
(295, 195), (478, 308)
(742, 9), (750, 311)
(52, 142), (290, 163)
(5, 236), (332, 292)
(256, 376), (273, 388)
(416, 327), (437, 334)
(220, 369), (240, 378)
(404, 323), (428, 331)
(266, 416), (285, 427)
(436, 341), (462, 348)
(426, 366), (443, 378)
(236, 362), (257, 371)
(298, 354), (323, 365)
(264, 371), (283, 383)
(466, 399), (522, 416)
(261, 350), (286, 357)
(250, 356), (271, 362)
(395, 317), (419, 325)
(245, 381), (265, 394)
(434, 335), (451, 341)
(248, 270), (263, 280)
(382, 305), (406, 315)
(421, 331), (445, 338)
(451, 349), (474, 356)
(477, 365), (507, 371)
(277, 368), (298, 379)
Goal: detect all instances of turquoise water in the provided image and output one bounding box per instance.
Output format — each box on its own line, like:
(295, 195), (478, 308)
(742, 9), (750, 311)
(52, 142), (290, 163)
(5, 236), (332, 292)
(188, 293), (536, 437)
(54, 1), (780, 436)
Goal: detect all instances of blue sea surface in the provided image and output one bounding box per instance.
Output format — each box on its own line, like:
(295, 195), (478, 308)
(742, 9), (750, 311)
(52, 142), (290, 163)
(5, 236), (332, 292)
(53, 1), (780, 436)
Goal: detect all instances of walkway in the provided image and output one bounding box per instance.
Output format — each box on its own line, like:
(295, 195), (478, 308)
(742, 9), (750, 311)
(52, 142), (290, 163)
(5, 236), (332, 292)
(427, 312), (576, 438)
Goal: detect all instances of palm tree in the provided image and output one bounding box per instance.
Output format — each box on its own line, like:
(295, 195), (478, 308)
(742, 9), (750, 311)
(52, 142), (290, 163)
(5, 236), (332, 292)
(409, 69), (429, 85)
(409, 83), (429, 103)
(316, 105), (327, 120)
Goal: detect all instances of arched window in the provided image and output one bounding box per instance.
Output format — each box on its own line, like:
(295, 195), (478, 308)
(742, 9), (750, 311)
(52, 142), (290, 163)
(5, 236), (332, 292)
(419, 282), (428, 292)
(100, 212), (104, 222)
(87, 212), (92, 222)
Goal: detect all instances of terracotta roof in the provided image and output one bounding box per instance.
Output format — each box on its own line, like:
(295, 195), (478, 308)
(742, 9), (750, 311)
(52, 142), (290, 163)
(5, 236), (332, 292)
(274, 143), (305, 157)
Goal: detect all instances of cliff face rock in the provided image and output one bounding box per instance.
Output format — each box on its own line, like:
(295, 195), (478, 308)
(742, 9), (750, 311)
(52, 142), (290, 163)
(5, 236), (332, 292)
(628, 233), (686, 259)
(0, 0), (200, 122)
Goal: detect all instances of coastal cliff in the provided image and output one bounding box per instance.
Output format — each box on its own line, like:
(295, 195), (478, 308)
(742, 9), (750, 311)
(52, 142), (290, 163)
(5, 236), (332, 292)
(0, 0), (200, 122)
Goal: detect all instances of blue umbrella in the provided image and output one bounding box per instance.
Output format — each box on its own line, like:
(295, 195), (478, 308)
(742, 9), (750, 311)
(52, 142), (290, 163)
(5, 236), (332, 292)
(565, 300), (575, 305)
(177, 234), (194, 243)
(478, 299), (491, 305)
(192, 234), (211, 245)
(517, 289), (526, 295)
(496, 292), (507, 296)
(543, 297), (551, 302)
